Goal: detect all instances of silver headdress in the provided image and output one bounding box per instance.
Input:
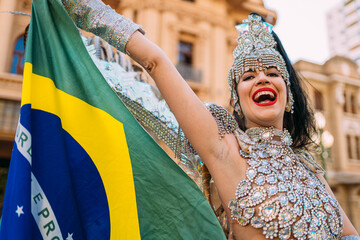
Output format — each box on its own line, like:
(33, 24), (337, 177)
(228, 14), (294, 113)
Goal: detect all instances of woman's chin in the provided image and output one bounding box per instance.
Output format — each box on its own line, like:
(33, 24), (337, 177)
(245, 111), (284, 129)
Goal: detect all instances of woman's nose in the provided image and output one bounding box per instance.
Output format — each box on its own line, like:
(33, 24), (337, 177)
(255, 72), (270, 85)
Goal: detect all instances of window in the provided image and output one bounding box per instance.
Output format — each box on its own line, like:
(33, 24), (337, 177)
(176, 38), (202, 83)
(178, 41), (193, 66)
(11, 35), (25, 75)
(343, 92), (348, 112)
(350, 93), (356, 114)
(314, 89), (324, 111)
(0, 99), (20, 133)
(347, 135), (353, 159)
(344, 92), (358, 114)
(356, 136), (360, 159)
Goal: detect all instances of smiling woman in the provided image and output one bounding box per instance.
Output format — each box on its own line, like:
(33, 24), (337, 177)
(236, 68), (287, 130)
(60, 0), (359, 239)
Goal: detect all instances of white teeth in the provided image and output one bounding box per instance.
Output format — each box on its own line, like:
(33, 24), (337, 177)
(254, 91), (275, 102)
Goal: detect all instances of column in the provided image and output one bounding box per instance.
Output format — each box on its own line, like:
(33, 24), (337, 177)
(211, 26), (228, 106)
(329, 82), (347, 171)
(197, 21), (211, 101)
(0, 0), (17, 73)
(160, 12), (178, 63)
(140, 8), (161, 45)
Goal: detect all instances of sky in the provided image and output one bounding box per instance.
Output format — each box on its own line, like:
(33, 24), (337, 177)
(264, 0), (342, 65)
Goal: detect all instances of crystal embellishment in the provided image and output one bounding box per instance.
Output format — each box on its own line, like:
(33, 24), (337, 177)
(279, 227), (291, 240)
(251, 216), (265, 228)
(243, 208), (255, 219)
(235, 179), (252, 199)
(228, 127), (343, 240)
(259, 200), (279, 222)
(248, 186), (267, 206)
(293, 218), (307, 238)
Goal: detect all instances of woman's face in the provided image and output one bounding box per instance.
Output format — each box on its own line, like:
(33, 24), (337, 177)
(236, 67), (287, 129)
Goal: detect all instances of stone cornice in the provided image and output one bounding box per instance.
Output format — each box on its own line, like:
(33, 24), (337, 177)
(0, 73), (22, 101)
(297, 70), (329, 83)
(329, 74), (360, 87)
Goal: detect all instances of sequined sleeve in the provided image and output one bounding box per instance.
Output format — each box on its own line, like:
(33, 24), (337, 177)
(341, 236), (360, 240)
(205, 103), (239, 138)
(61, 0), (145, 53)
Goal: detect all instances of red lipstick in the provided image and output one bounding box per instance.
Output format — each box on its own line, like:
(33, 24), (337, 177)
(252, 87), (277, 106)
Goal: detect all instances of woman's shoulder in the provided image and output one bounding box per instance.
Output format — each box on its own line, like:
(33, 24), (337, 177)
(294, 149), (326, 175)
(204, 103), (239, 138)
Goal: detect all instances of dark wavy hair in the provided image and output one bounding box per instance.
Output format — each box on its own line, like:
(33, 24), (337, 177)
(233, 13), (317, 150)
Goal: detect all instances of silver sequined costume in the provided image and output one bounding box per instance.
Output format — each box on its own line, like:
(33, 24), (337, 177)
(61, 1), (351, 238)
(208, 104), (344, 240)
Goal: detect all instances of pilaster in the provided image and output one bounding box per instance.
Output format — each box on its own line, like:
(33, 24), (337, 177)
(0, 0), (17, 73)
(330, 82), (347, 171)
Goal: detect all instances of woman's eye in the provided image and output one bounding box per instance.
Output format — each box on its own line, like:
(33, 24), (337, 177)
(268, 72), (279, 77)
(242, 75), (254, 81)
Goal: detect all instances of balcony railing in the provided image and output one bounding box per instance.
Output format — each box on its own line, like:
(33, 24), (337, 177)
(0, 99), (20, 134)
(176, 63), (203, 83)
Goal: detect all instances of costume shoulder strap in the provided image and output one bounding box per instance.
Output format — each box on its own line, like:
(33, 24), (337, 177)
(295, 150), (326, 175)
(205, 103), (239, 138)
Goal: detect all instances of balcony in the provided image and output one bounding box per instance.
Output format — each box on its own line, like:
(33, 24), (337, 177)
(344, 0), (356, 15)
(176, 63), (203, 83)
(345, 12), (358, 27)
(0, 99), (20, 141)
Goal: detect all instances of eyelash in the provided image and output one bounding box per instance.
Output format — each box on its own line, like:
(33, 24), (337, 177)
(243, 75), (254, 81)
(268, 72), (279, 77)
(242, 72), (279, 81)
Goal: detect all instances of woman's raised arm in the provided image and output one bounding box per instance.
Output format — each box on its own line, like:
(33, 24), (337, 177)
(61, 0), (233, 164)
(126, 31), (227, 162)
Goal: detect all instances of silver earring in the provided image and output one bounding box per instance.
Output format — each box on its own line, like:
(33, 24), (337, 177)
(235, 103), (244, 118)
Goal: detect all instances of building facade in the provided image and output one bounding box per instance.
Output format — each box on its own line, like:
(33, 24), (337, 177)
(0, 0), (276, 213)
(327, 0), (360, 66)
(0, 0), (31, 214)
(294, 57), (360, 230)
(105, 0), (277, 105)
(1, 0), (360, 232)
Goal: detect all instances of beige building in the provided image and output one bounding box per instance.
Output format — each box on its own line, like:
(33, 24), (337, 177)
(294, 57), (360, 230)
(107, 0), (277, 105)
(0, 0), (276, 212)
(0, 0), (30, 213)
(1, 0), (360, 232)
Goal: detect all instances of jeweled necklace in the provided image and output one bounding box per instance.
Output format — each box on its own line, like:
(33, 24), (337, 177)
(229, 127), (343, 240)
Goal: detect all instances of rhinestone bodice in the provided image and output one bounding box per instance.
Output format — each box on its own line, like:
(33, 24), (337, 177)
(229, 127), (343, 240)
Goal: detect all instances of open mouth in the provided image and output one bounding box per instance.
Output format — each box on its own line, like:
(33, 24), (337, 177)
(252, 87), (277, 106)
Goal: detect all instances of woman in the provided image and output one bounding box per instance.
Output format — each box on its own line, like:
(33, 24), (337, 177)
(63, 1), (359, 239)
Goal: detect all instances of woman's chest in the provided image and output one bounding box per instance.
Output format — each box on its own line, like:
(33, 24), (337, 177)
(224, 132), (344, 239)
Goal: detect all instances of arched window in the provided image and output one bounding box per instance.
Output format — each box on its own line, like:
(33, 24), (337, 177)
(11, 35), (25, 75)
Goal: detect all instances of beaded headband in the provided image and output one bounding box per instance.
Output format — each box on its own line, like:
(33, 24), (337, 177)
(228, 14), (294, 113)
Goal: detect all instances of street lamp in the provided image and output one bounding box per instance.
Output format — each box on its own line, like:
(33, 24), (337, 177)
(314, 112), (334, 180)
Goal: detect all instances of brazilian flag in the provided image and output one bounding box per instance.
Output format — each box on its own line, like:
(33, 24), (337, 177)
(0, 0), (226, 239)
